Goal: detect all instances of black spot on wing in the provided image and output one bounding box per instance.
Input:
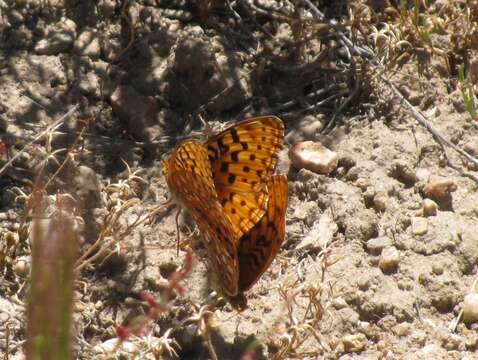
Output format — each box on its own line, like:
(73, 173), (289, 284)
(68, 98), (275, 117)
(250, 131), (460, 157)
(207, 145), (219, 161)
(217, 138), (229, 153)
(221, 162), (229, 173)
(256, 235), (271, 247)
(241, 234), (251, 243)
(267, 221), (277, 231)
(231, 128), (240, 143)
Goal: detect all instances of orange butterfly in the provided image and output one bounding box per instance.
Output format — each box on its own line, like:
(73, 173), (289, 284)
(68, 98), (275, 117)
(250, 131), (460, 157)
(163, 116), (288, 306)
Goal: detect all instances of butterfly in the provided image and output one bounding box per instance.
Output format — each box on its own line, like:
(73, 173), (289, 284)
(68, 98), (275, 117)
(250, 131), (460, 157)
(162, 116), (287, 306)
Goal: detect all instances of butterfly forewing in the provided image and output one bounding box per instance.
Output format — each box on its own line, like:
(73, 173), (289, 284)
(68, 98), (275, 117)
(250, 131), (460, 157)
(206, 116), (284, 238)
(164, 139), (216, 197)
(237, 175), (288, 292)
(163, 140), (239, 296)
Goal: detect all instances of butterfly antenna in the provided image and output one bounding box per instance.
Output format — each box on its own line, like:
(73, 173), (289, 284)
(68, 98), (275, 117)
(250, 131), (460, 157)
(198, 114), (213, 138)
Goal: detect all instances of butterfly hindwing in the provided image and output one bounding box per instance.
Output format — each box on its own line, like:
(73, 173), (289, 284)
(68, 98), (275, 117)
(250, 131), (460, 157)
(237, 175), (288, 292)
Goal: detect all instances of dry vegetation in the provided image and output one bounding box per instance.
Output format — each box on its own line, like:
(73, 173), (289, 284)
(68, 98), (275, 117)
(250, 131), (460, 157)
(1, 0), (478, 359)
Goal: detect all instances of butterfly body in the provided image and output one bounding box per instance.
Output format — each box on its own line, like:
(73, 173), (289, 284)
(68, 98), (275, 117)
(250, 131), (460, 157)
(163, 116), (288, 305)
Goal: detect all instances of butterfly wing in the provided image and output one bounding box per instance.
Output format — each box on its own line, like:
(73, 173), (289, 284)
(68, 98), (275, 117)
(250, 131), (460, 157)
(163, 140), (239, 296)
(206, 116), (284, 239)
(236, 175), (288, 292)
(163, 139), (216, 197)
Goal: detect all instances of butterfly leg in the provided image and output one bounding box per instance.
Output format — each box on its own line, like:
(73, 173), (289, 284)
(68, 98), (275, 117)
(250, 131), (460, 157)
(175, 208), (181, 256)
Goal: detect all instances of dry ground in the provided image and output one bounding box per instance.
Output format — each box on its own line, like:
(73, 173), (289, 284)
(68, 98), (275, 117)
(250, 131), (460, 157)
(1, 1), (478, 359)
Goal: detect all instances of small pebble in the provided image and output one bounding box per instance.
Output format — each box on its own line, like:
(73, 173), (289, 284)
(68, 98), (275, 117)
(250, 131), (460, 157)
(464, 142), (478, 170)
(355, 178), (370, 191)
(331, 297), (348, 310)
(432, 262), (444, 275)
(289, 141), (338, 175)
(464, 141), (478, 156)
(373, 193), (387, 212)
(342, 333), (367, 353)
(465, 336), (478, 350)
(337, 153), (356, 169)
(411, 217), (428, 235)
(463, 293), (478, 324)
(94, 301), (104, 310)
(393, 322), (411, 336)
(363, 188), (375, 208)
(422, 198), (438, 217)
(75, 302), (86, 312)
(366, 236), (393, 255)
(424, 177), (457, 200)
(379, 246), (400, 272)
(13, 257), (30, 277)
(389, 160), (418, 185)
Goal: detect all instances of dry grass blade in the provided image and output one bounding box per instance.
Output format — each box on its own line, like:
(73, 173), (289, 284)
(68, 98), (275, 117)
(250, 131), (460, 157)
(0, 105), (79, 177)
(26, 195), (78, 359)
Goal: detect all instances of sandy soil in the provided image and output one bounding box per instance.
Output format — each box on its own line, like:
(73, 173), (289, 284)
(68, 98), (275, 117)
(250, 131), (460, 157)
(1, 1), (478, 359)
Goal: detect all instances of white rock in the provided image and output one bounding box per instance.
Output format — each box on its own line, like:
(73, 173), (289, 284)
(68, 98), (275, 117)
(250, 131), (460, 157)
(411, 217), (428, 235)
(463, 293), (478, 324)
(379, 246), (400, 272)
(289, 141), (338, 175)
(422, 198), (438, 217)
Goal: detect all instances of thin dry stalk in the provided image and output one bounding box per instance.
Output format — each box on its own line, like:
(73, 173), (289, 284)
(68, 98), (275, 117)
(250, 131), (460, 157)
(26, 195), (78, 360)
(0, 105), (79, 177)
